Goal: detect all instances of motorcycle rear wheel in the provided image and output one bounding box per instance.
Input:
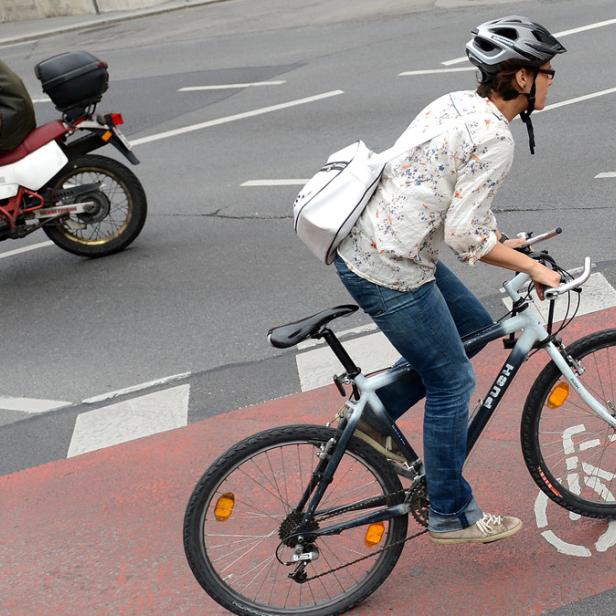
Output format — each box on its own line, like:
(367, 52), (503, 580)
(44, 154), (147, 257)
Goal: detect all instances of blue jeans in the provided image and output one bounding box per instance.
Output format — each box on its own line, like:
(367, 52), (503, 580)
(335, 256), (493, 532)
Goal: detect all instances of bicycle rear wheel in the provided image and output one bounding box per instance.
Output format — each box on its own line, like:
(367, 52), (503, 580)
(183, 424), (408, 616)
(521, 329), (616, 518)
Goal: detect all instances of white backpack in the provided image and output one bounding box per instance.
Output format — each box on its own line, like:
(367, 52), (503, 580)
(293, 124), (454, 264)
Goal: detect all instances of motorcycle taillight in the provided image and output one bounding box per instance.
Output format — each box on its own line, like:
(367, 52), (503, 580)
(104, 112), (124, 126)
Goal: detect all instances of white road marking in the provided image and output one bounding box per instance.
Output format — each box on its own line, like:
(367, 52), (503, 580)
(0, 396), (71, 413)
(398, 67), (476, 76)
(131, 90), (344, 146)
(179, 80), (286, 91)
(297, 323), (377, 350)
(541, 529), (592, 557)
(441, 17), (616, 66)
(535, 488), (616, 557)
(537, 87), (616, 113)
(595, 172), (616, 178)
(0, 241), (53, 259)
(32, 97), (51, 103)
(555, 17), (616, 37)
(502, 273), (616, 322)
(296, 331), (399, 392)
(241, 179), (309, 187)
(67, 384), (190, 457)
(82, 372), (191, 404)
(244, 87), (616, 190)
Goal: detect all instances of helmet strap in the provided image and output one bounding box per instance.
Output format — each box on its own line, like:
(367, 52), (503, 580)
(519, 78), (537, 155)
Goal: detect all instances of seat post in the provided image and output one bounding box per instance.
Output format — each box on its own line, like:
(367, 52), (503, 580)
(317, 328), (360, 377)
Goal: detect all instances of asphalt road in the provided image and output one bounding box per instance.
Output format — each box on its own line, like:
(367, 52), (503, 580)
(3, 1), (616, 614)
(1, 0), (615, 412)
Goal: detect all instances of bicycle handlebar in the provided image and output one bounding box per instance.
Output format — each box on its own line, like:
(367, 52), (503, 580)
(503, 227), (593, 301)
(544, 256), (592, 299)
(518, 226), (562, 248)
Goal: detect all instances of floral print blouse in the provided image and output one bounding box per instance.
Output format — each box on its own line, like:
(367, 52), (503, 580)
(337, 90), (514, 291)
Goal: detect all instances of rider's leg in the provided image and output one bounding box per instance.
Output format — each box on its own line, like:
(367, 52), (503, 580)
(335, 257), (481, 530)
(375, 261), (493, 420)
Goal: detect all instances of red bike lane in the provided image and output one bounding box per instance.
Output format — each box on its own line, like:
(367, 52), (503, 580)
(2, 308), (616, 616)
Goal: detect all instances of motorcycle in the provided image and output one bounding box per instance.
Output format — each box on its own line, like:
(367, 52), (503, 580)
(0, 51), (147, 257)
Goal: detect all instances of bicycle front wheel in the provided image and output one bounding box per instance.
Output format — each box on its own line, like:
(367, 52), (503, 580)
(183, 424), (408, 616)
(522, 329), (616, 518)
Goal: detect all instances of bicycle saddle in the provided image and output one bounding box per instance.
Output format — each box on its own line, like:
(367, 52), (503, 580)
(268, 305), (358, 348)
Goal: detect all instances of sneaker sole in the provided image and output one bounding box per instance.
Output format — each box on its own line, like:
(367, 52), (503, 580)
(429, 520), (523, 545)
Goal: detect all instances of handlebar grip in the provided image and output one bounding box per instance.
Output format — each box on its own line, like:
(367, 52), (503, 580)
(544, 257), (592, 299)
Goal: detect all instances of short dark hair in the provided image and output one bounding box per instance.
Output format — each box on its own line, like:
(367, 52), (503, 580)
(476, 60), (538, 100)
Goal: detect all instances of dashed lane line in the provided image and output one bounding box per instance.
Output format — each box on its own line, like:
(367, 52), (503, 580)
(179, 80), (286, 91)
(131, 90), (344, 146)
(241, 179), (309, 186)
(0, 241), (53, 259)
(398, 67), (476, 76)
(595, 172), (616, 178)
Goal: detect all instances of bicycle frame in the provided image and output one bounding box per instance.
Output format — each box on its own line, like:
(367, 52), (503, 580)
(293, 269), (616, 540)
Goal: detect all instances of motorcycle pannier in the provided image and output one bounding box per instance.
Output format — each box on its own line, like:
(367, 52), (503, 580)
(34, 51), (109, 117)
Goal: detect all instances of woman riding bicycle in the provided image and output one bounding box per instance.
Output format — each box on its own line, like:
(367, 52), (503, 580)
(335, 16), (566, 544)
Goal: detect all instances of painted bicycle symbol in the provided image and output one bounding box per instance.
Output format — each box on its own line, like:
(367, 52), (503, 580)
(535, 423), (616, 557)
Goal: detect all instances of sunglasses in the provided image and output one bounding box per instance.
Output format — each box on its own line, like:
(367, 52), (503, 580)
(537, 68), (556, 80)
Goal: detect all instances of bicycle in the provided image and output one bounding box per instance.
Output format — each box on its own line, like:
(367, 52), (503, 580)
(183, 228), (616, 616)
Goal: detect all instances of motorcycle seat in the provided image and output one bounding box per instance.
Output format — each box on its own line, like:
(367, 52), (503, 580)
(0, 120), (68, 166)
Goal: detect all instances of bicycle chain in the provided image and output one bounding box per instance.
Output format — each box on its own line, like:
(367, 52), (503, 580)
(300, 526), (429, 582)
(292, 483), (431, 581)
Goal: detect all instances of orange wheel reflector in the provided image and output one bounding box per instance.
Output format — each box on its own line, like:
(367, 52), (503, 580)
(547, 382), (570, 408)
(214, 493), (235, 521)
(364, 522), (385, 547)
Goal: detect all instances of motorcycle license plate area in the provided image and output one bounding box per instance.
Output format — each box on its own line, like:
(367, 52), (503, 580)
(112, 126), (133, 151)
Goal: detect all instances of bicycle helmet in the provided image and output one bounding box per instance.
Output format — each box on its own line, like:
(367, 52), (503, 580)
(466, 16), (566, 154)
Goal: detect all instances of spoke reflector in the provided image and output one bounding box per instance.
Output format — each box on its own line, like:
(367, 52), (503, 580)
(214, 493), (235, 521)
(364, 522), (385, 547)
(547, 382), (570, 408)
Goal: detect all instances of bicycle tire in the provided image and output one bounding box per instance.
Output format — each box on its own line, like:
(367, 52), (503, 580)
(521, 328), (616, 518)
(183, 424), (408, 616)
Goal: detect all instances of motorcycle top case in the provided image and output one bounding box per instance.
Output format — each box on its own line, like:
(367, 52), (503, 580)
(34, 51), (109, 114)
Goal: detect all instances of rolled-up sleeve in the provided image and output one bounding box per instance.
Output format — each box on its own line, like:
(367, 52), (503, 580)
(444, 133), (514, 265)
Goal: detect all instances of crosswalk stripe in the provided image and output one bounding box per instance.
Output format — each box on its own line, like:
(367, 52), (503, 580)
(67, 384), (190, 457)
(296, 332), (399, 392)
(0, 396), (71, 413)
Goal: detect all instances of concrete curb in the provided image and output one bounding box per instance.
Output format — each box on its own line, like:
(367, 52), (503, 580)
(0, 0), (230, 46)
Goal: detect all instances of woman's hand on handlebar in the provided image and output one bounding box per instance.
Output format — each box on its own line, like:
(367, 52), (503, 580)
(529, 261), (562, 301)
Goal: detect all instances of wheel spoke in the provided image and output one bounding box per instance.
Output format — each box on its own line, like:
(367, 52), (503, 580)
(186, 428), (406, 614)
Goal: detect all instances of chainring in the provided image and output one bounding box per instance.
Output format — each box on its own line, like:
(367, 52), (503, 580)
(409, 478), (429, 528)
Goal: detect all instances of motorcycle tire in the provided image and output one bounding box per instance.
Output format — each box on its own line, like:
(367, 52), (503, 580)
(43, 154), (147, 257)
